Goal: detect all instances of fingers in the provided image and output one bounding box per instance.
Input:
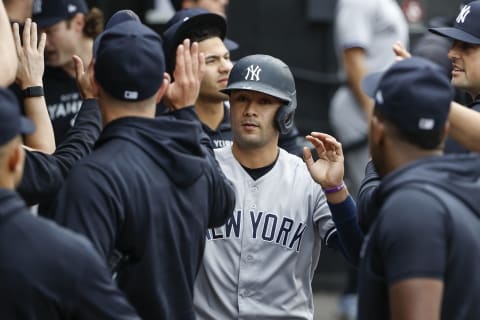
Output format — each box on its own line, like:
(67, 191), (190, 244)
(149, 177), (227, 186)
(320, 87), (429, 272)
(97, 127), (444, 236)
(23, 18), (31, 50)
(12, 23), (22, 57)
(72, 55), (84, 80)
(38, 32), (46, 55)
(303, 146), (314, 169)
(307, 132), (344, 158)
(30, 19), (38, 49)
(392, 40), (411, 60)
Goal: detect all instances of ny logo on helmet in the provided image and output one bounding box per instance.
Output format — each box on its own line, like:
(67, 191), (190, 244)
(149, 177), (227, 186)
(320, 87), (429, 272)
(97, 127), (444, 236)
(456, 5), (471, 24)
(245, 65), (262, 81)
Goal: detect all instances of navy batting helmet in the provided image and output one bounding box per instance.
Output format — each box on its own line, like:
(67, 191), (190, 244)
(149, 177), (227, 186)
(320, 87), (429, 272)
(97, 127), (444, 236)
(221, 54), (297, 134)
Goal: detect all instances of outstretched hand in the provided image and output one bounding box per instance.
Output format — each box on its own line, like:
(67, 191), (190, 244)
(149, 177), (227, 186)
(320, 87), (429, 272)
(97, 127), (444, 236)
(303, 132), (345, 189)
(13, 19), (46, 89)
(72, 55), (96, 99)
(164, 38), (205, 110)
(392, 40), (411, 61)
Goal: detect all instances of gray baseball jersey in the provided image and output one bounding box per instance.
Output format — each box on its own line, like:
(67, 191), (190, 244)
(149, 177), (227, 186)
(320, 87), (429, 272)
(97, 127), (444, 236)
(194, 147), (336, 319)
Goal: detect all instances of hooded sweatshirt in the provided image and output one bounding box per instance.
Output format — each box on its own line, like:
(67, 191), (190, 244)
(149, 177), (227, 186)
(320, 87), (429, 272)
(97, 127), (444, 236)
(52, 111), (235, 320)
(358, 153), (480, 320)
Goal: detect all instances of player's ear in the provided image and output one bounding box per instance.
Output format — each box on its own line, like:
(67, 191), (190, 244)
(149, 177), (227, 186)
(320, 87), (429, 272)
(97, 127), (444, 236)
(370, 114), (385, 146)
(155, 73), (170, 104)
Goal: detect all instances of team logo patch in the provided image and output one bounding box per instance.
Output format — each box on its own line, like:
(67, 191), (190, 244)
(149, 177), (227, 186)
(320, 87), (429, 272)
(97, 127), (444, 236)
(124, 90), (139, 100)
(245, 65), (262, 81)
(456, 5), (471, 24)
(68, 4), (78, 13)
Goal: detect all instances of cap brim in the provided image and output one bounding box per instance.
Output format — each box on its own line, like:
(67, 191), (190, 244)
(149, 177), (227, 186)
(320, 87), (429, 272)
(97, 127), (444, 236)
(164, 13), (226, 72)
(20, 117), (35, 135)
(429, 27), (480, 45)
(221, 81), (291, 102)
(361, 72), (384, 98)
(34, 16), (64, 29)
(224, 38), (239, 51)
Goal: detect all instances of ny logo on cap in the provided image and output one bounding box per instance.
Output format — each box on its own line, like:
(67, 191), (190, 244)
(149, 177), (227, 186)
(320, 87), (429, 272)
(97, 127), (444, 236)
(68, 4), (78, 13)
(456, 5), (471, 24)
(245, 65), (262, 81)
(33, 0), (42, 14)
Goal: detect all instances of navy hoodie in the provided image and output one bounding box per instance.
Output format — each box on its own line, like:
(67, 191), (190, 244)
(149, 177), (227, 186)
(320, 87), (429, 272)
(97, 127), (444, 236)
(0, 189), (139, 319)
(358, 154), (480, 320)
(52, 110), (235, 320)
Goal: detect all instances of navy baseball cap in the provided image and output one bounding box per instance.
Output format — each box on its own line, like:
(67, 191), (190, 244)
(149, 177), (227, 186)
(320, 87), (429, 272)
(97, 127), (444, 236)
(93, 10), (141, 58)
(94, 20), (165, 102)
(163, 8), (227, 74)
(33, 0), (88, 29)
(429, 0), (480, 44)
(362, 57), (454, 133)
(0, 88), (35, 145)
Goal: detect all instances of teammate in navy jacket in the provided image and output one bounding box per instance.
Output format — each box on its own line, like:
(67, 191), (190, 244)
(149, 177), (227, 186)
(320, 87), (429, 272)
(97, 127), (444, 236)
(51, 17), (235, 320)
(357, 57), (480, 319)
(0, 88), (139, 319)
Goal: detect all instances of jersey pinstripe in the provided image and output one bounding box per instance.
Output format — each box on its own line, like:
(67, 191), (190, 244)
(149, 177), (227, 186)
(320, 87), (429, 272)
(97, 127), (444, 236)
(194, 147), (336, 319)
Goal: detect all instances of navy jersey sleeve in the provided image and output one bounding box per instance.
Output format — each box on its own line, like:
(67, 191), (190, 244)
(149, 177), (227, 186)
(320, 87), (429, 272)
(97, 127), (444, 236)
(52, 164), (121, 260)
(74, 238), (140, 319)
(18, 99), (101, 206)
(357, 160), (381, 233)
(378, 189), (448, 285)
(328, 195), (364, 266)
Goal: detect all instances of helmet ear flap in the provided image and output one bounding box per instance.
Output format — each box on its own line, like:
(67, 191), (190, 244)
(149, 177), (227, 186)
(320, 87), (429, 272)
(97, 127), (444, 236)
(275, 101), (295, 134)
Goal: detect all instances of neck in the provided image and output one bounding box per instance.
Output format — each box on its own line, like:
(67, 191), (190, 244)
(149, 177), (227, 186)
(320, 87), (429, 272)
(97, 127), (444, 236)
(232, 140), (279, 169)
(62, 37), (93, 78)
(195, 99), (225, 130)
(5, 1), (32, 22)
(381, 141), (443, 177)
(99, 96), (156, 127)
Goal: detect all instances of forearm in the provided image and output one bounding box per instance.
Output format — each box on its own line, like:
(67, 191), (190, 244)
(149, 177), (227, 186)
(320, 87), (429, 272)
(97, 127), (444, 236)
(23, 95), (56, 153)
(328, 195), (363, 266)
(343, 47), (373, 117)
(0, 2), (17, 85)
(448, 101), (480, 152)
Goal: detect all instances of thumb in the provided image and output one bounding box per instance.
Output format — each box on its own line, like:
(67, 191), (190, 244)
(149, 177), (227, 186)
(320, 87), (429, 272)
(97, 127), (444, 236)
(72, 55), (84, 80)
(303, 146), (314, 170)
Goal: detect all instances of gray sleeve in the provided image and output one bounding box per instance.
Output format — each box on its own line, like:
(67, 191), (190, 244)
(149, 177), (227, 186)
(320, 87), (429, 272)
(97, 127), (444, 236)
(336, 0), (375, 49)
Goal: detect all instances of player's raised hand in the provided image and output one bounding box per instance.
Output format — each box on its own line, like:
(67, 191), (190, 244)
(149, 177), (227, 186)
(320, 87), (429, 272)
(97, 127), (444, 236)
(303, 132), (345, 189)
(392, 40), (411, 61)
(165, 38), (205, 110)
(13, 19), (46, 89)
(73, 55), (96, 99)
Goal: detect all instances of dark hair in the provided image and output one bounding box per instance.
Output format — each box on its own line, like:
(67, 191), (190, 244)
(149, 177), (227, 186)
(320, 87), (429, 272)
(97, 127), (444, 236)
(66, 7), (104, 39)
(375, 109), (445, 150)
(84, 7), (104, 38)
(186, 25), (224, 43)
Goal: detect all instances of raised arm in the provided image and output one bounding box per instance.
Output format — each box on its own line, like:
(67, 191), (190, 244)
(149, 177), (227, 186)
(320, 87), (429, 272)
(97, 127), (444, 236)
(13, 19), (55, 153)
(0, 1), (18, 86)
(304, 132), (363, 265)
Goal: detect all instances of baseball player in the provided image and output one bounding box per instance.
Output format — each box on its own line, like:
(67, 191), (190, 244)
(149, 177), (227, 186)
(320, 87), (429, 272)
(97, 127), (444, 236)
(392, 1), (480, 153)
(357, 57), (480, 319)
(163, 8), (304, 155)
(0, 87), (140, 319)
(193, 54), (362, 319)
(51, 16), (235, 320)
(31, 0), (103, 144)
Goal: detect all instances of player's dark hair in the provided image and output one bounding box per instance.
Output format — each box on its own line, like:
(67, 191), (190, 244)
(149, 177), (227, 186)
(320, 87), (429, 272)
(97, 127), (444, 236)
(186, 25), (223, 43)
(66, 7), (104, 39)
(375, 109), (445, 150)
(84, 8), (104, 38)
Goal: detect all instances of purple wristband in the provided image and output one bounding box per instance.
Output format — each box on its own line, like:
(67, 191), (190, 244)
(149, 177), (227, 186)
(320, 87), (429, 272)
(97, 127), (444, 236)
(322, 181), (345, 194)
